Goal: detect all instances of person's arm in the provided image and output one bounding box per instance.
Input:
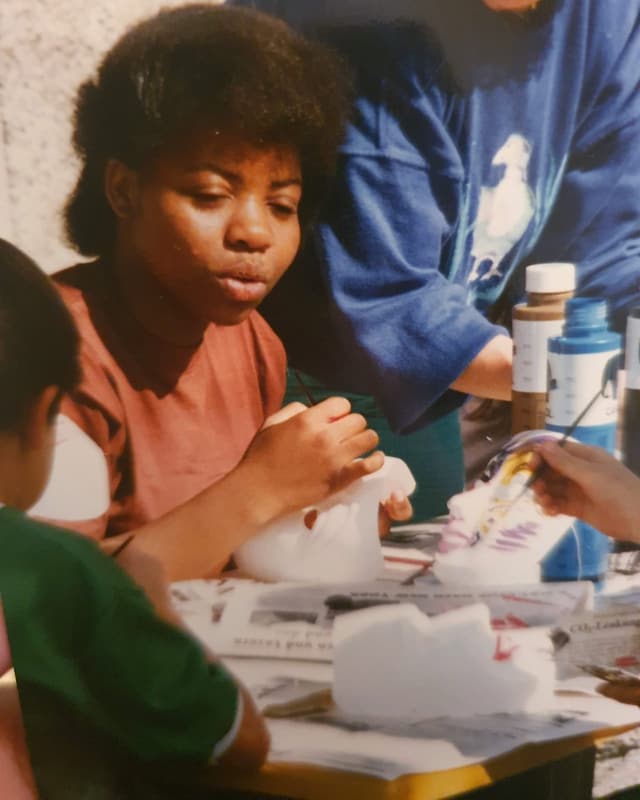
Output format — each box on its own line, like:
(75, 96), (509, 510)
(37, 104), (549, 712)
(107, 397), (383, 581)
(0, 605), (38, 797)
(115, 552), (269, 769)
(34, 354), (385, 579)
(531, 439), (640, 541)
(299, 35), (509, 434)
(75, 552), (269, 767)
(115, 552), (268, 767)
(449, 334), (513, 400)
(0, 602), (11, 677)
(216, 686), (269, 770)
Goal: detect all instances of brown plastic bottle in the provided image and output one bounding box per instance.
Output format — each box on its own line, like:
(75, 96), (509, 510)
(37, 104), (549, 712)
(511, 262), (576, 434)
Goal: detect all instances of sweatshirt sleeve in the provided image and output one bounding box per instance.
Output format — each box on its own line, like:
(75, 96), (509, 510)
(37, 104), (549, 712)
(314, 40), (505, 433)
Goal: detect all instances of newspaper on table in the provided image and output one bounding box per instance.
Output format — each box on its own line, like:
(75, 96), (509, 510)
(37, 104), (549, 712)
(224, 657), (640, 780)
(544, 572), (640, 679)
(553, 606), (640, 679)
(170, 577), (593, 661)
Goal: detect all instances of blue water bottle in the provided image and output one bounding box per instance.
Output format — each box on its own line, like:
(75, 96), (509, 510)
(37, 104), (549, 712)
(541, 297), (621, 582)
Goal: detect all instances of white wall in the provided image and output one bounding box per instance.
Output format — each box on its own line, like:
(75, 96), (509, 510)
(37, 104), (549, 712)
(0, 0), (221, 273)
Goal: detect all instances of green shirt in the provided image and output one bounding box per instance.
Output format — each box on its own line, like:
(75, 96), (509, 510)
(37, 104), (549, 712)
(0, 506), (238, 763)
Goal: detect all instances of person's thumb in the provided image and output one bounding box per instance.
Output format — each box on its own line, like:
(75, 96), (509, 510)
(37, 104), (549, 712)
(261, 402), (306, 430)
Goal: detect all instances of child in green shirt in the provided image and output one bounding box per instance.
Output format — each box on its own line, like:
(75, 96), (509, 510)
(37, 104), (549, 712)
(0, 238), (267, 796)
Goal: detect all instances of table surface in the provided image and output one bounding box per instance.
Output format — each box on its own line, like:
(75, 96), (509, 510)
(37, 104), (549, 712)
(200, 654), (640, 800)
(198, 539), (640, 800)
(209, 735), (611, 800)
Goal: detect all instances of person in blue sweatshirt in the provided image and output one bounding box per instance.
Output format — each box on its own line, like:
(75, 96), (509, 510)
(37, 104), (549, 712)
(231, 0), (640, 516)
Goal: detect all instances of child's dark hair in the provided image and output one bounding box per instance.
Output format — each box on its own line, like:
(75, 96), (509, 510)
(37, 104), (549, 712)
(0, 240), (79, 431)
(65, 4), (350, 257)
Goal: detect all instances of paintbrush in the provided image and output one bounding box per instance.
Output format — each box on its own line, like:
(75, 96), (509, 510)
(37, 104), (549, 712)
(292, 369), (319, 407)
(108, 534), (136, 559)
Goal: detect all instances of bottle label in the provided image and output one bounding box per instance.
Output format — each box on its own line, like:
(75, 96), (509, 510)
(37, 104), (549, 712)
(547, 349), (620, 427)
(513, 318), (564, 392)
(626, 316), (640, 389)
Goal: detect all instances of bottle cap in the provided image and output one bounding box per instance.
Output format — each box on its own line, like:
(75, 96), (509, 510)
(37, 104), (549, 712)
(563, 296), (607, 335)
(525, 263), (575, 294)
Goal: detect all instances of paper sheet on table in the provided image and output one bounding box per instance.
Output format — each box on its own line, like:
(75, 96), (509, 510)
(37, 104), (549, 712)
(171, 577), (593, 661)
(230, 658), (640, 780)
(552, 607), (640, 679)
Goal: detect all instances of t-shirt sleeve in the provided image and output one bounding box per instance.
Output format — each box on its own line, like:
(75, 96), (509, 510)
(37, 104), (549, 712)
(82, 566), (240, 762)
(315, 53), (504, 433)
(524, 3), (640, 333)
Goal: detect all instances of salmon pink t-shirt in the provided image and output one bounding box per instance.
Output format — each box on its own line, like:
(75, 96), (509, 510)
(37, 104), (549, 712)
(45, 261), (286, 540)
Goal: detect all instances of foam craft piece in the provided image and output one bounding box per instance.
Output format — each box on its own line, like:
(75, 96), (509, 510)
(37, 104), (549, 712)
(333, 602), (555, 722)
(433, 431), (575, 586)
(234, 457), (416, 583)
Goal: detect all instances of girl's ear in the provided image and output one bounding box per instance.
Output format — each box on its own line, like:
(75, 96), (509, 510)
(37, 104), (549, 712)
(20, 386), (60, 451)
(104, 159), (139, 219)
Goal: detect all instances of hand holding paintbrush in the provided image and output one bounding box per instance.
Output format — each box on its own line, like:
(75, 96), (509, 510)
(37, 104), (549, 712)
(529, 438), (640, 541)
(506, 352), (620, 514)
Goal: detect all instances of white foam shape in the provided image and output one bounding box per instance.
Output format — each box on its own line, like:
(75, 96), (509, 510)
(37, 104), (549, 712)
(333, 603), (555, 722)
(234, 457), (416, 583)
(28, 415), (110, 521)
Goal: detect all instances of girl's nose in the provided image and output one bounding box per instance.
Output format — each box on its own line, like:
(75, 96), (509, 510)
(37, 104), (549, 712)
(225, 199), (272, 252)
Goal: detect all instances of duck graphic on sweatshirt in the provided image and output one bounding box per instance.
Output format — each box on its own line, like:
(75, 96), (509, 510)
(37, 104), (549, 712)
(468, 134), (535, 286)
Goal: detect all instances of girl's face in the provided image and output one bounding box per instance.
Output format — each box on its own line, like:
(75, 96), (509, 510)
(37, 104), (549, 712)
(118, 130), (302, 327)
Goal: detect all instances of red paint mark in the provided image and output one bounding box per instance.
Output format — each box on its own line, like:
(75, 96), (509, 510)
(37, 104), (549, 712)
(493, 634), (518, 661)
(615, 656), (640, 668)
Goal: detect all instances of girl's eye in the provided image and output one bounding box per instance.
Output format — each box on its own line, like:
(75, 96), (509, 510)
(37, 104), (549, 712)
(193, 193), (227, 203)
(270, 203), (298, 218)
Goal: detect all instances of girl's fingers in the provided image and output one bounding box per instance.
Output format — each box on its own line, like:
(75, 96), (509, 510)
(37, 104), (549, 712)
(335, 451), (385, 490)
(341, 428), (380, 459)
(329, 412), (368, 440)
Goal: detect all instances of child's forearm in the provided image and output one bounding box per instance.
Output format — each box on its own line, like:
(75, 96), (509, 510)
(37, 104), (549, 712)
(217, 685), (270, 771)
(115, 462), (281, 581)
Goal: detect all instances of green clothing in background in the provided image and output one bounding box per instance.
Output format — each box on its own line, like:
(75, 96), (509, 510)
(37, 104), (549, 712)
(286, 370), (463, 520)
(0, 506), (238, 764)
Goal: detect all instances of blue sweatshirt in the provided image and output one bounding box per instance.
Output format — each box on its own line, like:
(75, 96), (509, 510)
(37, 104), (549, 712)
(235, 0), (640, 433)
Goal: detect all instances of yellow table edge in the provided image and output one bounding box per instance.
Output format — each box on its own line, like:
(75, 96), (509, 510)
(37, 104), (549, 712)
(210, 722), (638, 800)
